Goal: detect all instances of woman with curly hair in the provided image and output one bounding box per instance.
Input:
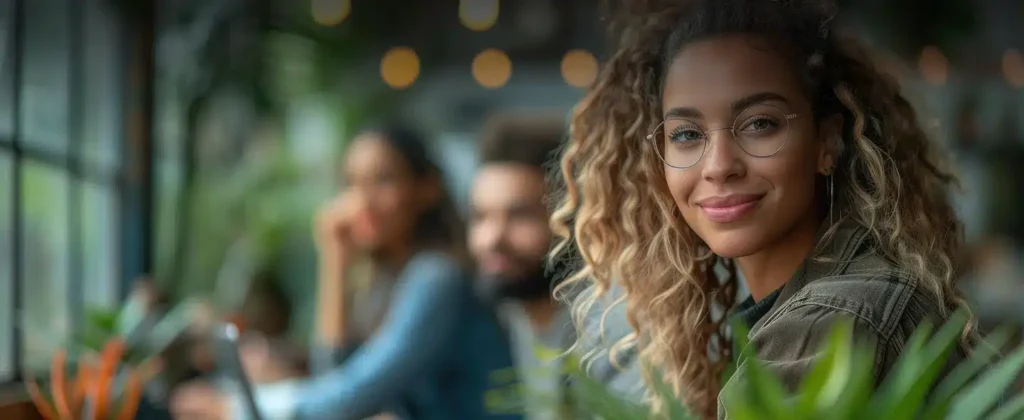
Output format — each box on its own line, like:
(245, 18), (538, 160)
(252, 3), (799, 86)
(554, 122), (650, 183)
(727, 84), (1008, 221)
(550, 0), (971, 418)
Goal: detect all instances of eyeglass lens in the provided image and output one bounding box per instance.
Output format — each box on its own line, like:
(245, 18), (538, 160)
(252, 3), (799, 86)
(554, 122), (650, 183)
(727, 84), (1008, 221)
(653, 104), (791, 168)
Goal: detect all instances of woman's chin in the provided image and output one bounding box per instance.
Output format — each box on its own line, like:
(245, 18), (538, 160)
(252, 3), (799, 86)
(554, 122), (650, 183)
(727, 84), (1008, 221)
(704, 232), (764, 259)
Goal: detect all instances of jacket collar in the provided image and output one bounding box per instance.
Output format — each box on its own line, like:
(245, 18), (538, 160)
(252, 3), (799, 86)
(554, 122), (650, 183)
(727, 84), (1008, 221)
(750, 219), (872, 334)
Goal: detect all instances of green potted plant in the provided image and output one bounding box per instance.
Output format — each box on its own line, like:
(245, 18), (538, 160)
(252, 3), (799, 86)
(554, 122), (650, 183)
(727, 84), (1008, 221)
(567, 312), (1024, 419)
(25, 281), (201, 420)
(73, 282), (202, 365)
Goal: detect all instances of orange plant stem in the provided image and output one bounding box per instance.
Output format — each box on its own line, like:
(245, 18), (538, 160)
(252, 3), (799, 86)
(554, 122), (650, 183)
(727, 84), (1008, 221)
(72, 360), (95, 415)
(26, 378), (58, 420)
(115, 370), (144, 420)
(92, 339), (126, 420)
(50, 350), (72, 419)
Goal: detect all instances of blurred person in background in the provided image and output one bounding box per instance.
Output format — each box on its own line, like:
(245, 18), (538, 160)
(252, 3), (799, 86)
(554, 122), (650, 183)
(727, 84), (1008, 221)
(470, 113), (645, 415)
(549, 0), (974, 418)
(173, 124), (521, 420)
(468, 113), (575, 419)
(960, 143), (1024, 331)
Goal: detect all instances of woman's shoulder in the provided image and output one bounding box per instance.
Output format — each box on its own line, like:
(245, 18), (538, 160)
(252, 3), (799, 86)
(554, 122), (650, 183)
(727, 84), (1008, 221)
(735, 268), (951, 396)
(780, 251), (943, 343)
(386, 251), (470, 300)
(402, 250), (468, 279)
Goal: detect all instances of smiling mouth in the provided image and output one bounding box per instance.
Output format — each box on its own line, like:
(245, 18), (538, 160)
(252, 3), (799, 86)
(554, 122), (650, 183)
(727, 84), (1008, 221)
(697, 194), (764, 223)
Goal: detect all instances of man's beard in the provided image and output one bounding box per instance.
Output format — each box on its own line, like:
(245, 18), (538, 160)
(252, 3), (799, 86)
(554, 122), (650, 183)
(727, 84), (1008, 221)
(476, 264), (554, 304)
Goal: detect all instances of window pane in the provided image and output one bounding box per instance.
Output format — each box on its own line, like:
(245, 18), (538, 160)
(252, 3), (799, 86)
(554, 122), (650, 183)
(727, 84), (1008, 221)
(154, 80), (182, 278)
(19, 161), (70, 372)
(20, 0), (70, 154)
(0, 0), (13, 140)
(154, 161), (181, 278)
(81, 0), (120, 169)
(81, 181), (118, 309)
(0, 153), (12, 382)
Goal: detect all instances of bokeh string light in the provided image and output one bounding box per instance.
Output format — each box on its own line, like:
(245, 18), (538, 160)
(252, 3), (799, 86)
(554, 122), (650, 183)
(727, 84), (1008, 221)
(459, 0), (500, 31)
(918, 45), (949, 86)
(309, 4), (1023, 95)
(1002, 49), (1024, 88)
(472, 49), (512, 89)
(311, 0), (351, 26)
(560, 50), (599, 88)
(380, 47), (421, 89)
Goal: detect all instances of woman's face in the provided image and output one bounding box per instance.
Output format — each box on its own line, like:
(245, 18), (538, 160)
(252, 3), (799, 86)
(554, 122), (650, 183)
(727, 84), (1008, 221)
(341, 134), (434, 251)
(659, 34), (835, 258)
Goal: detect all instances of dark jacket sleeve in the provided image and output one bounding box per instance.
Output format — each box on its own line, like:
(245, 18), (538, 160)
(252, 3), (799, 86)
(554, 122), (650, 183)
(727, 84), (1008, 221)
(296, 252), (464, 420)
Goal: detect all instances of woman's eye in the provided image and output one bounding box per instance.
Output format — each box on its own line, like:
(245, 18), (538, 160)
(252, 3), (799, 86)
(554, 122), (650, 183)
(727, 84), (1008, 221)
(669, 128), (704, 143)
(741, 117), (778, 133)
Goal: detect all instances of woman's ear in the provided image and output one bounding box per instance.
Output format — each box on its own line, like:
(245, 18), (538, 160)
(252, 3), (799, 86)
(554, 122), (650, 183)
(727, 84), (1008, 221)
(818, 114), (843, 175)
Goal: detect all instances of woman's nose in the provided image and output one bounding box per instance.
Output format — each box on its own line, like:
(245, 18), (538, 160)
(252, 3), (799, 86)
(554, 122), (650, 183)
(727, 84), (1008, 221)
(700, 130), (746, 183)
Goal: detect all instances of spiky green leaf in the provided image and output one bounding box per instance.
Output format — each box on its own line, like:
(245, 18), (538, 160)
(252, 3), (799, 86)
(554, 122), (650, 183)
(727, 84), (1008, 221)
(920, 325), (1014, 419)
(947, 340), (1024, 419)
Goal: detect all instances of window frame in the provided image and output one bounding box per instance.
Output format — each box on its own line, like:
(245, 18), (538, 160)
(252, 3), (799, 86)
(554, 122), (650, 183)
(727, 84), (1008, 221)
(0, 0), (155, 385)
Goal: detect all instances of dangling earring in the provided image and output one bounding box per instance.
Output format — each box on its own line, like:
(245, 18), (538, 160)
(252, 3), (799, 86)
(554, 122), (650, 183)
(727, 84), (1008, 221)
(827, 171), (835, 226)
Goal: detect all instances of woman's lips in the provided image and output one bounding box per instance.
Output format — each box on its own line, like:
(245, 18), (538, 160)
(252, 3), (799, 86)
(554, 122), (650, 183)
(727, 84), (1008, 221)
(697, 194), (764, 223)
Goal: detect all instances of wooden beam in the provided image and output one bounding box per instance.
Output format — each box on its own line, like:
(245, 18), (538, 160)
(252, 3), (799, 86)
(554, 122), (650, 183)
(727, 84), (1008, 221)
(0, 401), (41, 420)
(118, 0), (156, 297)
(0, 386), (41, 420)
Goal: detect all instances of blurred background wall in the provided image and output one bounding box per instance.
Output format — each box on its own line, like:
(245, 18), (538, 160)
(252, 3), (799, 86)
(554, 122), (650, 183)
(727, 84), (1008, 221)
(0, 0), (1022, 385)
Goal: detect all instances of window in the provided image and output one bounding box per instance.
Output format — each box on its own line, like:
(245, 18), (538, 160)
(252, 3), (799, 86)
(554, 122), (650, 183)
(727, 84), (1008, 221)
(0, 155), (12, 382)
(0, 0), (135, 382)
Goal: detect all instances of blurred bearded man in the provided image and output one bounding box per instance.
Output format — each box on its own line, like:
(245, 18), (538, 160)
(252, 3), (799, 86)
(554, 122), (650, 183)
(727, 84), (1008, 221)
(468, 113), (574, 420)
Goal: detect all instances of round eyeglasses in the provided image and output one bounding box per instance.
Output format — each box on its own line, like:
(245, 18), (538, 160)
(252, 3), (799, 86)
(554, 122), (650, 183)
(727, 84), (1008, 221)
(646, 104), (800, 169)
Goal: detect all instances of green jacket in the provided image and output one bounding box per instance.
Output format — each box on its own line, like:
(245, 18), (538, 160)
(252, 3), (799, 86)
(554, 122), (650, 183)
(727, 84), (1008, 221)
(718, 221), (967, 419)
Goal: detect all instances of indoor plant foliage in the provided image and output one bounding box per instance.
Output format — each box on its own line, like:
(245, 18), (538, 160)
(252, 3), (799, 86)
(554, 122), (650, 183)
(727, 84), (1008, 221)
(26, 339), (157, 420)
(73, 283), (202, 367)
(569, 312), (1024, 419)
(24, 284), (200, 420)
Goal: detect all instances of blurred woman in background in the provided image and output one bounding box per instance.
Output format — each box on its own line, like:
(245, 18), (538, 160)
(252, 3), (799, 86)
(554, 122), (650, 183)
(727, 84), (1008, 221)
(174, 125), (521, 420)
(293, 125), (518, 420)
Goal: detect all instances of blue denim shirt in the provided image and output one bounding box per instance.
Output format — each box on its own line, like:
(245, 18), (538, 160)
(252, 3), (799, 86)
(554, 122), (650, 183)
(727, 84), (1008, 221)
(295, 252), (524, 420)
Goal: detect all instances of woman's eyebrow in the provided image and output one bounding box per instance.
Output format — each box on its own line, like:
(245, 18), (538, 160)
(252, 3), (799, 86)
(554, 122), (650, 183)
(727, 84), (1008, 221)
(663, 92), (791, 119)
(731, 91), (790, 112)
(664, 107), (702, 119)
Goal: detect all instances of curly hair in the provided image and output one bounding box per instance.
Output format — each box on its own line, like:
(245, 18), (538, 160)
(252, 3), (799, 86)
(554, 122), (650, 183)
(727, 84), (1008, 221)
(549, 0), (968, 417)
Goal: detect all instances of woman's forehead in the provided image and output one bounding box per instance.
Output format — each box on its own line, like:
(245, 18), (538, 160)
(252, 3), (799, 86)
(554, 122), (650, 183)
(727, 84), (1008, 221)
(344, 136), (409, 175)
(661, 34), (806, 116)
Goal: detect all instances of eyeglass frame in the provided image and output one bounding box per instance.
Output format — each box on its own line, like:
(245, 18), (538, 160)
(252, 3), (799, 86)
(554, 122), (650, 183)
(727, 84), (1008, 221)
(645, 104), (801, 169)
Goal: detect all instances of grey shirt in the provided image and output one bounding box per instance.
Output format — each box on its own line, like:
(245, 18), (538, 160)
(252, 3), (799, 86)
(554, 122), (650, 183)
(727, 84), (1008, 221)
(574, 286), (647, 404)
(498, 303), (574, 420)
